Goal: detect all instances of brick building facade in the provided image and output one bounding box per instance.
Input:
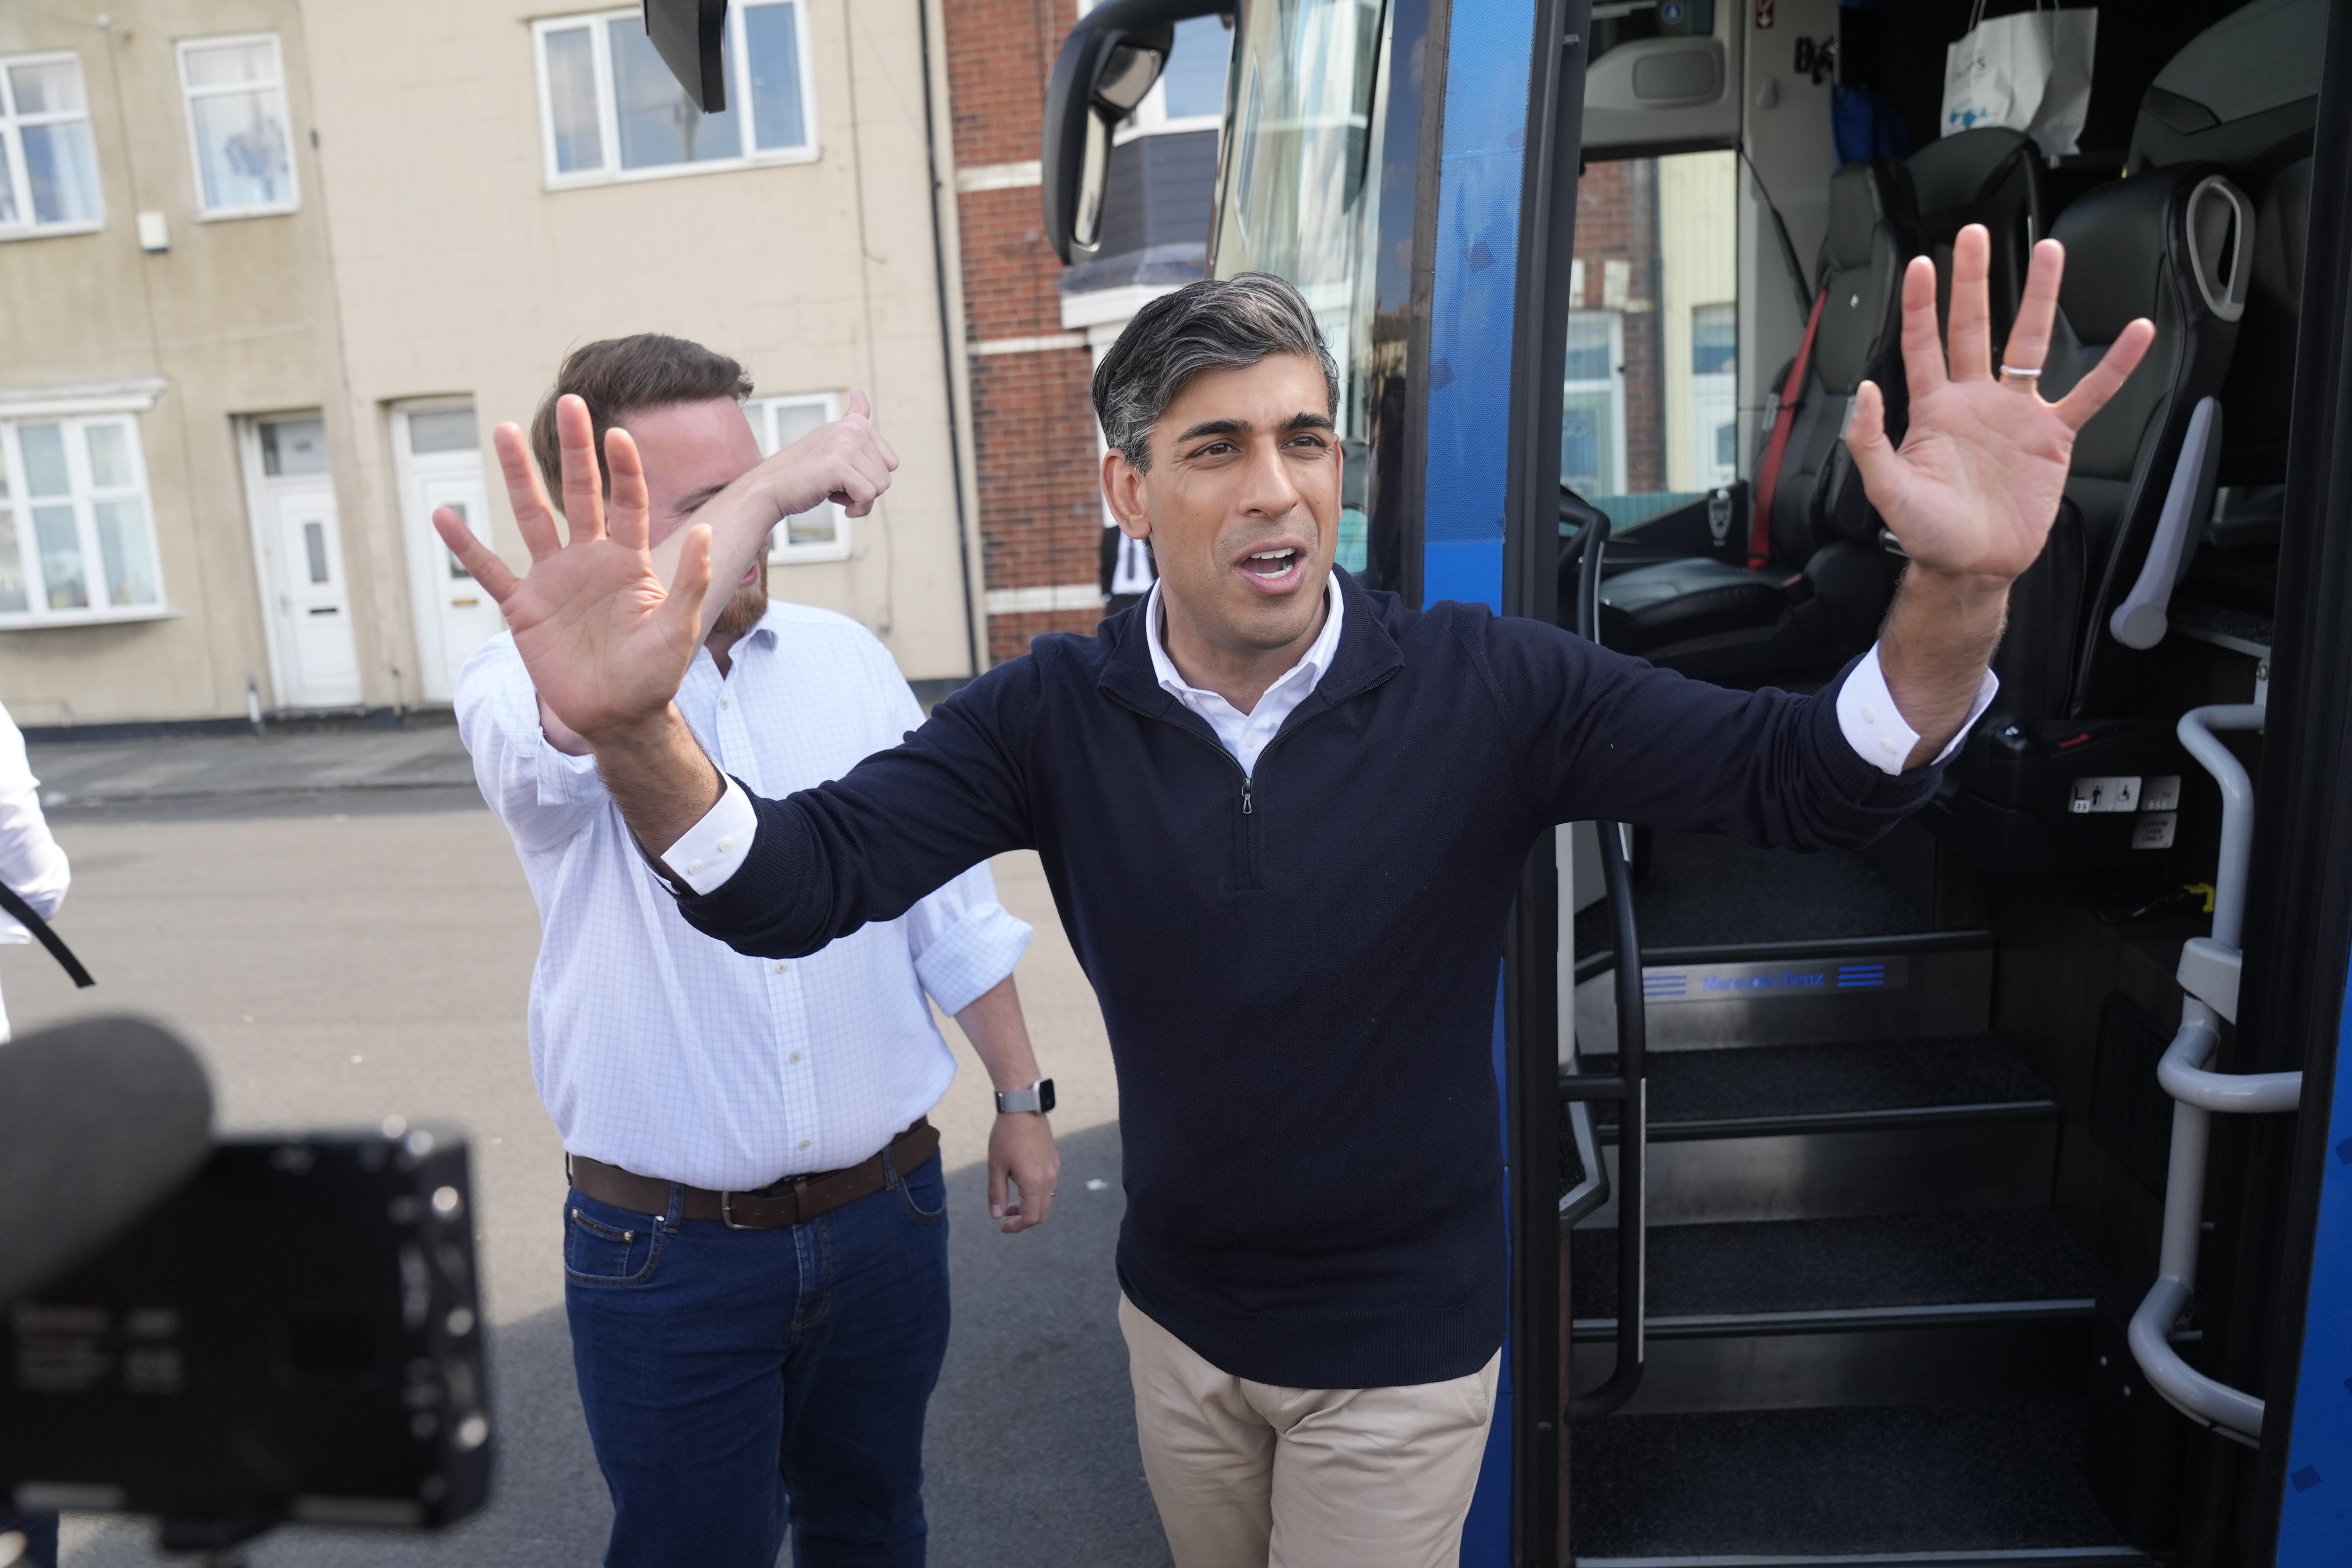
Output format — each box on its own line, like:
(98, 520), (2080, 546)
(942, 2), (1228, 663)
(942, 0), (1110, 663)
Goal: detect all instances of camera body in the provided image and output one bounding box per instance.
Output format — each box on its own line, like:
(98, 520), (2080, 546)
(1, 1127), (490, 1535)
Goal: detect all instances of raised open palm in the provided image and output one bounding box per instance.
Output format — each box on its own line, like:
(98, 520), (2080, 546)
(1847, 225), (2155, 582)
(432, 394), (712, 742)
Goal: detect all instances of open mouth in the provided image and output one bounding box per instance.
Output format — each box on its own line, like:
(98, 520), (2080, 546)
(1238, 546), (1304, 591)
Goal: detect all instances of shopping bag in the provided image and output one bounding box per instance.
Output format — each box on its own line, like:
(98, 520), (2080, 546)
(1941, 2), (2099, 160)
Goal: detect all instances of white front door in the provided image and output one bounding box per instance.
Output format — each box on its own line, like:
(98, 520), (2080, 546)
(244, 416), (362, 709)
(394, 405), (503, 703)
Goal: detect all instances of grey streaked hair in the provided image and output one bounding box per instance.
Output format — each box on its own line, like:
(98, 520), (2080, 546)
(1091, 272), (1340, 472)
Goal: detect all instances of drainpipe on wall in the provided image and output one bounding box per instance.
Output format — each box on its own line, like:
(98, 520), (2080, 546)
(916, 0), (984, 678)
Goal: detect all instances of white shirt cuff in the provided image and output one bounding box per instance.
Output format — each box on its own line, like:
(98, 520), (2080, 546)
(1837, 642), (2000, 777)
(660, 776), (760, 894)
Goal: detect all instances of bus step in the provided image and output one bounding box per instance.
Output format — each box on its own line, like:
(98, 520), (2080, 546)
(1574, 932), (1994, 1052)
(1574, 1038), (2058, 1225)
(1568, 1400), (2149, 1566)
(1568, 1210), (2100, 1413)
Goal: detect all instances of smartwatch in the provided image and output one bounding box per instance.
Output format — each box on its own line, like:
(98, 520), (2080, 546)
(995, 1078), (1056, 1115)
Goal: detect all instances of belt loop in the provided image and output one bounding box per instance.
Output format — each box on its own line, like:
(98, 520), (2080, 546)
(664, 1181), (685, 1232)
(882, 1140), (902, 1191)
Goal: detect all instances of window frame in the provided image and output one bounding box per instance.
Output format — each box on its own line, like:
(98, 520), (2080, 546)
(747, 392), (853, 565)
(531, 2), (822, 191)
(0, 413), (171, 628)
(175, 32), (300, 221)
(0, 50), (104, 241)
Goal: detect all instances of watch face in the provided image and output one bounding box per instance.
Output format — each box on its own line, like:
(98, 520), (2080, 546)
(1038, 1078), (1057, 1114)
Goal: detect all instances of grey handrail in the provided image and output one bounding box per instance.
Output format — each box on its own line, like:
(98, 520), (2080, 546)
(2110, 397), (2221, 650)
(1559, 511), (1647, 1422)
(2127, 705), (2302, 1442)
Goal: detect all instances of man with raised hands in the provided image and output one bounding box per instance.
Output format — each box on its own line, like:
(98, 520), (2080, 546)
(450, 335), (1055, 1568)
(441, 237), (2150, 1568)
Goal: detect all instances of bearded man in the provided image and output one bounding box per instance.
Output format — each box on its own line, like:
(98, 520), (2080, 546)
(453, 335), (1058, 1568)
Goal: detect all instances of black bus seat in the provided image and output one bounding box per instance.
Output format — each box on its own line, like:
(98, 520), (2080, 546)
(2126, 0), (2326, 181)
(2123, 0), (2324, 624)
(1908, 127), (2047, 352)
(1925, 164), (2251, 872)
(1592, 158), (1921, 683)
(2178, 154), (2310, 618)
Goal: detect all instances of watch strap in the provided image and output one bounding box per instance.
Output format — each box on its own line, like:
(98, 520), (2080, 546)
(995, 1078), (1056, 1115)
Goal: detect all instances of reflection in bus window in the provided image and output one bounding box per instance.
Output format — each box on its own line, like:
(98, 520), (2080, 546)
(1567, 149), (1737, 530)
(1211, 0), (1386, 573)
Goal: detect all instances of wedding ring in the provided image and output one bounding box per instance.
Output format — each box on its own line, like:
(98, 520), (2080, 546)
(1999, 363), (2045, 381)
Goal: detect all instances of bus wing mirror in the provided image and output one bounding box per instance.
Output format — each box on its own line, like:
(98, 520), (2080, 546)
(643, 0), (729, 113)
(1043, 0), (1230, 265)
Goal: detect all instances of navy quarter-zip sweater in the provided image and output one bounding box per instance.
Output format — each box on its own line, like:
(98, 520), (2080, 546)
(678, 568), (1943, 1388)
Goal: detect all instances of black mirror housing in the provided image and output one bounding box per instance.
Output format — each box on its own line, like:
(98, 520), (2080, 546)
(644, 0), (729, 113)
(1042, 0), (1232, 266)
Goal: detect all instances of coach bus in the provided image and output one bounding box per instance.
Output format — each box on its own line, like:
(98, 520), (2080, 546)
(1033, 0), (2350, 1562)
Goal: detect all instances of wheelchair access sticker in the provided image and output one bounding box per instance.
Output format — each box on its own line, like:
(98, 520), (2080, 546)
(1640, 956), (1910, 1003)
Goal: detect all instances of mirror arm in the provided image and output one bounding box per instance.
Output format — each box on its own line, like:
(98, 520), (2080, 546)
(1042, 0), (1234, 265)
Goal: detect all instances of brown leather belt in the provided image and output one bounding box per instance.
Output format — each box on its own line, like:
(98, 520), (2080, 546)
(568, 1118), (940, 1230)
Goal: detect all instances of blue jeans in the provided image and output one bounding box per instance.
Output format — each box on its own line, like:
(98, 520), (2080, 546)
(565, 1149), (952, 1568)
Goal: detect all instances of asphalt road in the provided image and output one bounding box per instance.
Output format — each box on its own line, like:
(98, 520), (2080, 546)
(2, 767), (1170, 1567)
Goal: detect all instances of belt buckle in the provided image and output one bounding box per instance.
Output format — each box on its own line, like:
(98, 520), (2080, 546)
(720, 1176), (809, 1231)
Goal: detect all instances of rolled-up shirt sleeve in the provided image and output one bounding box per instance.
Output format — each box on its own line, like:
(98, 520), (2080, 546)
(900, 859), (1031, 1017)
(454, 636), (610, 853)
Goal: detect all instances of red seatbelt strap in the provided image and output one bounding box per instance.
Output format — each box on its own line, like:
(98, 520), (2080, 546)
(1750, 289), (1828, 569)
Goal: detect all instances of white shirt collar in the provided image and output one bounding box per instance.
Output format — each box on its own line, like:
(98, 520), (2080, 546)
(1143, 571), (1345, 713)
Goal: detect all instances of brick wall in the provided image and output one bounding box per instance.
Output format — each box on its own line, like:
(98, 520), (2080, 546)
(945, 0), (1108, 662)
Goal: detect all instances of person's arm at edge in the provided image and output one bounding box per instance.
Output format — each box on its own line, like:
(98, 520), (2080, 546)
(953, 977), (1059, 1234)
(0, 704), (67, 931)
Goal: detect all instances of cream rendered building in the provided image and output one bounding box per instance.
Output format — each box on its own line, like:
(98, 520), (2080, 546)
(0, 0), (982, 727)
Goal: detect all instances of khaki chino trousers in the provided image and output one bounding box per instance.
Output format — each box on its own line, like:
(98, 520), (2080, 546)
(1119, 1295), (1501, 1568)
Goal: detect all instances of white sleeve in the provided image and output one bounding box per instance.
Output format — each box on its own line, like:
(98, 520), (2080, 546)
(660, 777), (760, 894)
(1837, 642), (2000, 777)
(0, 704), (69, 945)
(454, 639), (610, 854)
(902, 858), (1032, 1017)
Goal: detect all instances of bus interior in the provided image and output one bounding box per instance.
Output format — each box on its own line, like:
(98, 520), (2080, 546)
(1549, 2), (2330, 1563)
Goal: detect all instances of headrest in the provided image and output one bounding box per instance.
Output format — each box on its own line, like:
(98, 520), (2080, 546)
(2131, 0), (2326, 175)
(1822, 158), (1918, 275)
(2053, 166), (2252, 343)
(1909, 128), (2038, 219)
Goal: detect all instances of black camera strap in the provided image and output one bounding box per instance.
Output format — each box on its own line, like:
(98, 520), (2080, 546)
(0, 877), (94, 988)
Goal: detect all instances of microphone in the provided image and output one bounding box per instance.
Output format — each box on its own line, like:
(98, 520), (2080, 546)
(0, 1015), (213, 1305)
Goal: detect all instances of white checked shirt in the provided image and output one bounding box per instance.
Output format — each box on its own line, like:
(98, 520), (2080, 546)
(663, 587), (1996, 891)
(0, 702), (70, 1044)
(457, 602), (1031, 1191)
